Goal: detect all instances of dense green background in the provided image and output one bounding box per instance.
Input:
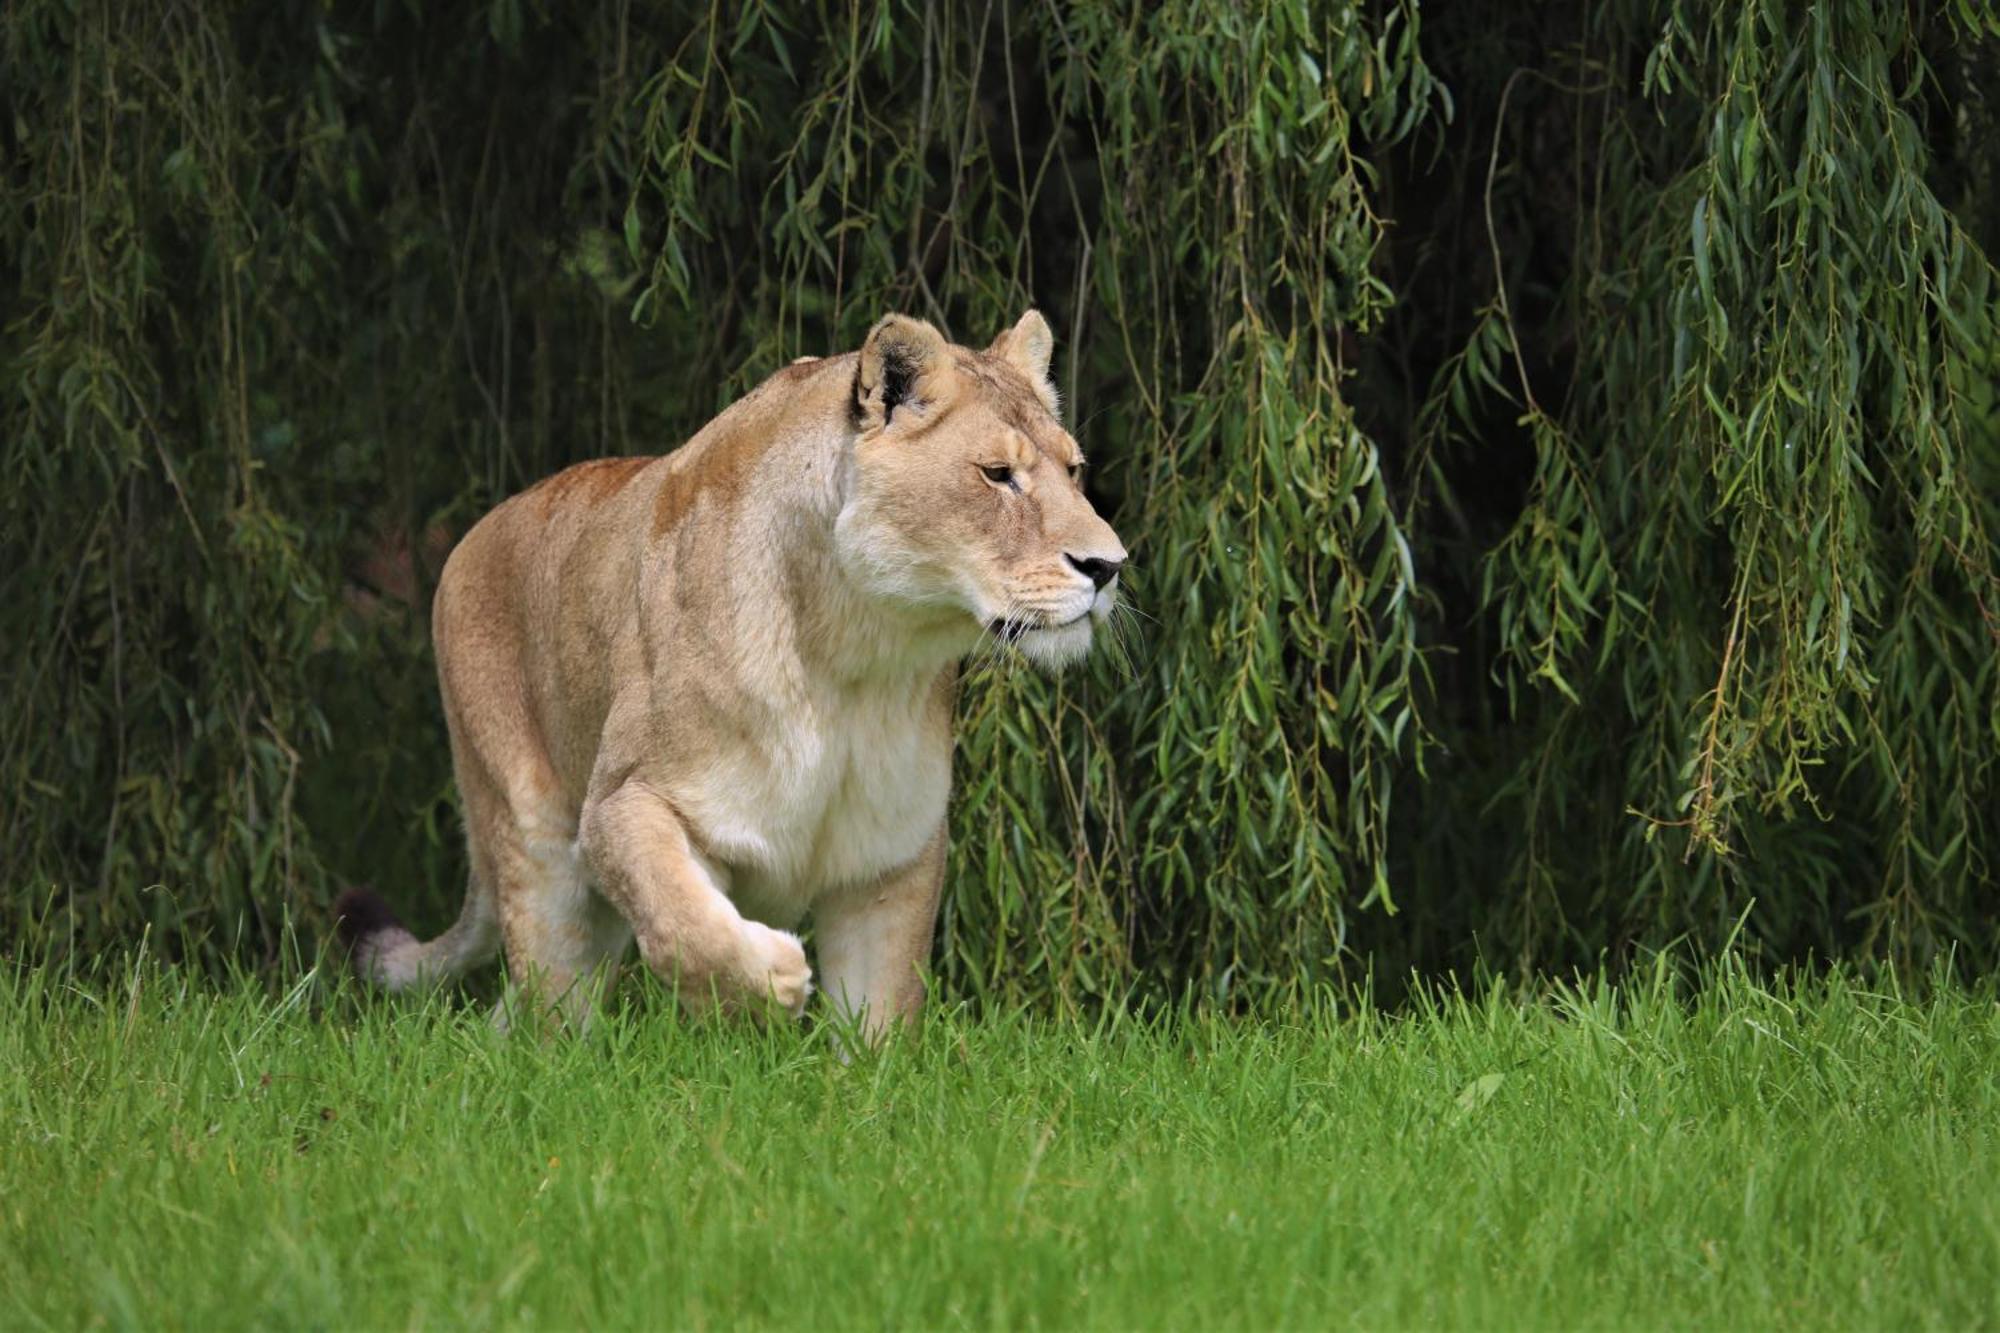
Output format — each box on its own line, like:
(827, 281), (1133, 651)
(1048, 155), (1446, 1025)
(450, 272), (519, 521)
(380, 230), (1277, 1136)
(5, 1), (1997, 1004)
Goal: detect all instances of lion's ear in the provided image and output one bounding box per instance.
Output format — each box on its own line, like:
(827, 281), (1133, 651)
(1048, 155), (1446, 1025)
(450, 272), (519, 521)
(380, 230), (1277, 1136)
(989, 309), (1058, 414)
(856, 314), (952, 431)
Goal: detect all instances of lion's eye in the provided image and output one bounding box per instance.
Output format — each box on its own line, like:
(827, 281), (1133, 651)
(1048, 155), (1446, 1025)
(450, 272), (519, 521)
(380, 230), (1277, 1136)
(1068, 463), (1084, 483)
(980, 464), (1014, 486)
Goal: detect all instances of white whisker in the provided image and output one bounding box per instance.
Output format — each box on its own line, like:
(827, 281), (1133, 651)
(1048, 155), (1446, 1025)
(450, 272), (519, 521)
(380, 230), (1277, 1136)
(1101, 600), (1141, 678)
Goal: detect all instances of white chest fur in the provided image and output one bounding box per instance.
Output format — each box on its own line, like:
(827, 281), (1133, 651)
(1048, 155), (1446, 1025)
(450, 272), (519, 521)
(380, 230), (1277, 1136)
(672, 674), (951, 927)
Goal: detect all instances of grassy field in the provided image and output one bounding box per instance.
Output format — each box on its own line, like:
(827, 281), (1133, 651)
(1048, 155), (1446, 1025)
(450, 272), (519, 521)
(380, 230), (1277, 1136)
(1, 956), (1995, 1330)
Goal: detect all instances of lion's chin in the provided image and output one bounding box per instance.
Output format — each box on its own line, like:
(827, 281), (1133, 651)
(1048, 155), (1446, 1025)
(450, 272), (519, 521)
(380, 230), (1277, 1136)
(1015, 616), (1095, 670)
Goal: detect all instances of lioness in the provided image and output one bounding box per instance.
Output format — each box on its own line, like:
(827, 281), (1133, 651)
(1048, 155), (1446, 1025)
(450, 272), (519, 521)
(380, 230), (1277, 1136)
(337, 311), (1125, 1039)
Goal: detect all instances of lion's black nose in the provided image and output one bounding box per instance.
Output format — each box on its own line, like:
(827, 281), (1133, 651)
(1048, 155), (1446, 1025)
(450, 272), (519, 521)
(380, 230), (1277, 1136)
(1066, 554), (1123, 590)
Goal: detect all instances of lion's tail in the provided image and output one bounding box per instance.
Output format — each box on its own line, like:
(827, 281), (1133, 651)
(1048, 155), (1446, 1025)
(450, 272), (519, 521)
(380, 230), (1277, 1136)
(333, 884), (500, 992)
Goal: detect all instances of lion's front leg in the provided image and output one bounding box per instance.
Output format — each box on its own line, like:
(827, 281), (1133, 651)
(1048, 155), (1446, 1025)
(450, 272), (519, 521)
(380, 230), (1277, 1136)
(812, 825), (945, 1045)
(579, 781), (812, 1018)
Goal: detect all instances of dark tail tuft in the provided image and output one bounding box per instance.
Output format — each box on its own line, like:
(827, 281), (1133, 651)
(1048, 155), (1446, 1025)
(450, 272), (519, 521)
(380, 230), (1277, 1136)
(333, 885), (403, 949)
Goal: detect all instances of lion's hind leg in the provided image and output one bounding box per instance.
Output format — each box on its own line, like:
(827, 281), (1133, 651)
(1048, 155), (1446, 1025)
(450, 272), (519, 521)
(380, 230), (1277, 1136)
(473, 773), (633, 1035)
(494, 853), (632, 1036)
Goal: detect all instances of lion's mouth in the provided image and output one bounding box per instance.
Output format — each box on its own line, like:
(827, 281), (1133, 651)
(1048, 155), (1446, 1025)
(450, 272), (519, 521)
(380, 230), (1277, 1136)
(986, 612), (1088, 638)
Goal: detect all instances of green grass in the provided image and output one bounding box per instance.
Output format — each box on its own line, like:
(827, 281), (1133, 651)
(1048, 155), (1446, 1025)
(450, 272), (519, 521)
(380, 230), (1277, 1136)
(2, 958), (1995, 1330)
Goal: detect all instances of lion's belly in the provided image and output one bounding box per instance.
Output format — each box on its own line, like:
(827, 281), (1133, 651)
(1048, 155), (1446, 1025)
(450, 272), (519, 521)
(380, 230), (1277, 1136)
(677, 696), (951, 928)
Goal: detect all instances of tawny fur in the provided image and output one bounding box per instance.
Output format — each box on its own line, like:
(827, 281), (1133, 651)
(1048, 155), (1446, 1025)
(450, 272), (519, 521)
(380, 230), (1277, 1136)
(341, 311), (1125, 1040)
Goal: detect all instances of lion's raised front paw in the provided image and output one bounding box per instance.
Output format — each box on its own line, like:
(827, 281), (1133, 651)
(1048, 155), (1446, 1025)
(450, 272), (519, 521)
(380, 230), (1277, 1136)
(740, 922), (813, 1018)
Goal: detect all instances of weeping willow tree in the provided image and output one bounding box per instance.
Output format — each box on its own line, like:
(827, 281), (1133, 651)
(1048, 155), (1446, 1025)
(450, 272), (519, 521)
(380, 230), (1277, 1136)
(3, 1), (1995, 1003)
(1378, 0), (2000, 977)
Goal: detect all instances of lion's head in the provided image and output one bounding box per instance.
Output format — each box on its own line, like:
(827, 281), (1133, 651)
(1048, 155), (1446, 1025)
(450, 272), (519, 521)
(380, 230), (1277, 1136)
(835, 310), (1127, 670)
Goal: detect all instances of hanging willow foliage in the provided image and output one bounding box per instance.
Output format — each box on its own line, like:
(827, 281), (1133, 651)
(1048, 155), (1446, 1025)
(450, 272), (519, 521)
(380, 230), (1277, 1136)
(1385, 0), (2000, 973)
(2, 1), (1995, 1001)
